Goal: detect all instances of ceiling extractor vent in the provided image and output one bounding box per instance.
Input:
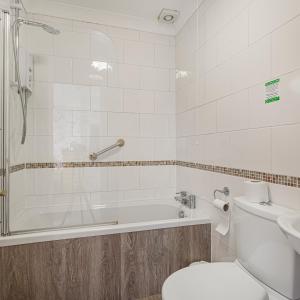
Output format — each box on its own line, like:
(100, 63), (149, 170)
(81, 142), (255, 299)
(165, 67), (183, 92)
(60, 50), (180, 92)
(158, 8), (180, 24)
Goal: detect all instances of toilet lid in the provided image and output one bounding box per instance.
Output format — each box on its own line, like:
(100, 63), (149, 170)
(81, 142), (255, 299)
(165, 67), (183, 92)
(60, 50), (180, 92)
(162, 262), (268, 300)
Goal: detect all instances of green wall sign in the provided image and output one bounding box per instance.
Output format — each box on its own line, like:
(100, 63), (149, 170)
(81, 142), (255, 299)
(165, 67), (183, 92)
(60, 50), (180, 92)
(265, 79), (280, 104)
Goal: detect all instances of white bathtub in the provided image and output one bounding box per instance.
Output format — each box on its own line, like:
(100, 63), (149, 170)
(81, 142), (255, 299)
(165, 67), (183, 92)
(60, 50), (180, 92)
(1, 202), (211, 247)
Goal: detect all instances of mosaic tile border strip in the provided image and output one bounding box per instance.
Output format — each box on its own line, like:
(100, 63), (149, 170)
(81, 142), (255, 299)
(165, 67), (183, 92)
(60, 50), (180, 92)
(9, 160), (300, 188)
(9, 161), (177, 173)
(25, 160), (177, 169)
(176, 161), (300, 189)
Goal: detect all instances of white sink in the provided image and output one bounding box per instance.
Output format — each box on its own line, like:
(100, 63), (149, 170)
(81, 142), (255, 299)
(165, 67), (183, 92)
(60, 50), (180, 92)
(277, 214), (300, 255)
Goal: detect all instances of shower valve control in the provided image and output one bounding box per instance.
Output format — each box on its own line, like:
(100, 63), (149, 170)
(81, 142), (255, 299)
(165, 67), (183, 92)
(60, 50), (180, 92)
(175, 191), (196, 209)
(19, 48), (34, 94)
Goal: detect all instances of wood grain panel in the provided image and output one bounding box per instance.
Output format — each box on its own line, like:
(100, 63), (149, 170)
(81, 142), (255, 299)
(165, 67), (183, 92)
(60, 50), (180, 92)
(120, 225), (211, 300)
(0, 224), (210, 300)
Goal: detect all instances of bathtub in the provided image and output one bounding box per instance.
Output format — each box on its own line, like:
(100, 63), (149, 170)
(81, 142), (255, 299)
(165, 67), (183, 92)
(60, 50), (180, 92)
(0, 202), (211, 247)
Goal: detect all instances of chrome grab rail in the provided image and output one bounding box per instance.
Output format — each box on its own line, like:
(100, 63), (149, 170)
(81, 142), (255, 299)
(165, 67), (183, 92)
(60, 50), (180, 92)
(89, 139), (125, 161)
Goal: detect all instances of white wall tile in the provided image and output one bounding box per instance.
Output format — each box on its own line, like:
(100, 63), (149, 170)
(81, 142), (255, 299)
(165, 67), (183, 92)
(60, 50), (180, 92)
(108, 113), (139, 137)
(30, 82), (53, 109)
(205, 0), (251, 38)
(139, 166), (175, 189)
(177, 12), (198, 53)
(124, 41), (155, 66)
(205, 61), (232, 102)
(90, 191), (122, 205)
(231, 36), (271, 93)
(269, 183), (300, 210)
(73, 167), (108, 192)
(32, 168), (73, 195)
(249, 0), (300, 43)
(195, 102), (217, 135)
(217, 90), (249, 132)
(217, 10), (249, 64)
(200, 38), (218, 73)
(26, 27), (54, 55)
(118, 138), (154, 161)
(123, 89), (155, 113)
(140, 114), (170, 137)
(108, 167), (140, 190)
(272, 124), (300, 177)
(34, 109), (73, 136)
(34, 55), (72, 83)
(73, 59), (107, 86)
(54, 31), (90, 58)
(73, 111), (108, 137)
(108, 63), (140, 89)
(140, 67), (170, 91)
(91, 33), (123, 62)
(272, 16), (300, 77)
(169, 69), (176, 92)
(229, 128), (272, 172)
(26, 136), (53, 162)
(155, 45), (175, 68)
(106, 26), (140, 41)
(73, 21), (107, 34)
(196, 6), (206, 48)
(176, 110), (195, 137)
(91, 87), (123, 112)
(155, 91), (175, 114)
(168, 114), (176, 137)
(154, 138), (176, 160)
(139, 32), (173, 46)
(53, 84), (90, 110)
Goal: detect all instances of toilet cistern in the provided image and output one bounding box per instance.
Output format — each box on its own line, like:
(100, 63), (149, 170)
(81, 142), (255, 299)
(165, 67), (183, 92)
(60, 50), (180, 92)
(278, 214), (300, 255)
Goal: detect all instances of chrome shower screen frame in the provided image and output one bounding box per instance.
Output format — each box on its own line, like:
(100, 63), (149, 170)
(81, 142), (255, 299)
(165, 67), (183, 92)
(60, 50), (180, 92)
(0, 9), (10, 236)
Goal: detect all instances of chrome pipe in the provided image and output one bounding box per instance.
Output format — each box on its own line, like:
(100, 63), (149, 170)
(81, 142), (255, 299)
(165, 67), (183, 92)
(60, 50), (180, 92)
(0, 10), (10, 236)
(89, 139), (125, 161)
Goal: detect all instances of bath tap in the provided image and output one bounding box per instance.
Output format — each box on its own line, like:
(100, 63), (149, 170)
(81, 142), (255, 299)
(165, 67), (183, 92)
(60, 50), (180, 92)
(175, 191), (196, 209)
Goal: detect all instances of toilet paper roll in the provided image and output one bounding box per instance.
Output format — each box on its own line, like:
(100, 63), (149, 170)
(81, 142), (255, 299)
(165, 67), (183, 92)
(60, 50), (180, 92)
(244, 180), (269, 203)
(212, 198), (229, 212)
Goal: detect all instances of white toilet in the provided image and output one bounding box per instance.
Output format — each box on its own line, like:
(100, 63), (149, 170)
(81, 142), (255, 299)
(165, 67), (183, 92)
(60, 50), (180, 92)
(162, 197), (300, 300)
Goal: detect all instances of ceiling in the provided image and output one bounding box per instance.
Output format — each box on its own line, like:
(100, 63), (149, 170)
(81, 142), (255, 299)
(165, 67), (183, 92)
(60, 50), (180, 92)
(46, 0), (196, 20)
(24, 0), (201, 34)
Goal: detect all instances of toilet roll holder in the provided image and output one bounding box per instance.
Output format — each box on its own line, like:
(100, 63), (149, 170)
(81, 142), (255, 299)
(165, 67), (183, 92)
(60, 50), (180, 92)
(213, 187), (230, 199)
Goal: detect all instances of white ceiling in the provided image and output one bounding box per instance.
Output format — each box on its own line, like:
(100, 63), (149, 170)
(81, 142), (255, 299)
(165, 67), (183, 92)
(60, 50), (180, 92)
(35, 0), (201, 34)
(46, 0), (196, 21)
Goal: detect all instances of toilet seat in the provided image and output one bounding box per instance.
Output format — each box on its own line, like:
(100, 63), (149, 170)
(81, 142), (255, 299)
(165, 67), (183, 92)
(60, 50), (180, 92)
(162, 262), (268, 300)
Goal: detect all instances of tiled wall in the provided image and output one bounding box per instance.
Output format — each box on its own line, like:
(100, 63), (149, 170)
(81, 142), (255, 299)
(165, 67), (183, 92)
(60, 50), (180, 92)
(9, 13), (176, 224)
(176, 0), (300, 261)
(25, 14), (176, 163)
(8, 1), (300, 258)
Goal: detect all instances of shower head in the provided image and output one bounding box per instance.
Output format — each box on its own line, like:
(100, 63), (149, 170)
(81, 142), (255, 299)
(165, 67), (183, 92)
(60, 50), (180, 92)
(11, 18), (60, 145)
(13, 19), (60, 35)
(23, 20), (60, 35)
(40, 23), (60, 35)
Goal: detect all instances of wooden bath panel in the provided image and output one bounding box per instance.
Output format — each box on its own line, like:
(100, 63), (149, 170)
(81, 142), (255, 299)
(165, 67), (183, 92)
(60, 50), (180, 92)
(0, 224), (211, 300)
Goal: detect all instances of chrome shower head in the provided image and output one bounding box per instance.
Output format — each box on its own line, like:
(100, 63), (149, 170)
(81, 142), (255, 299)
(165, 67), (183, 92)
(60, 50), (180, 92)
(14, 19), (60, 35)
(40, 23), (60, 35)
